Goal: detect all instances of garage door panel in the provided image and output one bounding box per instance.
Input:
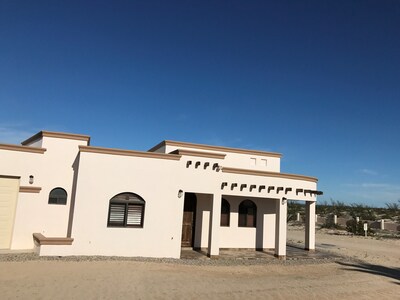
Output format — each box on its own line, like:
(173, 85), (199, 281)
(0, 177), (20, 249)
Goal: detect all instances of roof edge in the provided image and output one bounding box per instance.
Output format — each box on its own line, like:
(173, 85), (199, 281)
(0, 143), (47, 154)
(222, 167), (318, 183)
(79, 145), (181, 161)
(149, 140), (282, 158)
(22, 131), (91, 146)
(170, 149), (226, 159)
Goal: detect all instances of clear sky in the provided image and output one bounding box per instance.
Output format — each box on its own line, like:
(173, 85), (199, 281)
(1, 1), (399, 207)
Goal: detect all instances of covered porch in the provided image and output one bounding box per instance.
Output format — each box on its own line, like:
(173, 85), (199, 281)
(179, 191), (317, 260)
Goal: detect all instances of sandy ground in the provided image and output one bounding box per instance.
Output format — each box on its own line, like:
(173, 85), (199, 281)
(0, 230), (399, 299)
(287, 228), (400, 268)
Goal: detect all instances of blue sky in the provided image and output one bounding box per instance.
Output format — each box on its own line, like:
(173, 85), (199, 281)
(1, 1), (399, 207)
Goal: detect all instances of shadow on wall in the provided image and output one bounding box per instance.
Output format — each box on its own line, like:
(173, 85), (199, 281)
(337, 261), (400, 285)
(67, 153), (80, 238)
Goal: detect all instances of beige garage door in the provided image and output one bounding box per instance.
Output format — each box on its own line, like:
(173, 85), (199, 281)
(0, 176), (20, 249)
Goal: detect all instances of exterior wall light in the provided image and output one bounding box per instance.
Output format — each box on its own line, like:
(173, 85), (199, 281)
(178, 190), (184, 198)
(281, 197), (287, 205)
(29, 175), (34, 184)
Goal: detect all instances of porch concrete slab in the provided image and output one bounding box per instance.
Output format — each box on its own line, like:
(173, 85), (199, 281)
(181, 245), (337, 260)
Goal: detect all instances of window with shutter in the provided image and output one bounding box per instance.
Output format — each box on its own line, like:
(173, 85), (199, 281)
(107, 193), (145, 228)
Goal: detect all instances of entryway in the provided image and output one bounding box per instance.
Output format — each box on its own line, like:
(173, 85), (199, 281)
(181, 193), (197, 247)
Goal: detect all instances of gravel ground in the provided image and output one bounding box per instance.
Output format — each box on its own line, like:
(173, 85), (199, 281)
(0, 251), (349, 266)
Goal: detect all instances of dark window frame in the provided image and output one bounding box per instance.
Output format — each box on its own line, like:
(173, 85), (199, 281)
(220, 198), (230, 227)
(48, 188), (68, 205)
(238, 200), (257, 228)
(107, 193), (145, 228)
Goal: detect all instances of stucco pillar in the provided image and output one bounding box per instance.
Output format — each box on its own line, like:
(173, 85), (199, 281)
(207, 193), (221, 258)
(274, 198), (287, 259)
(305, 201), (316, 251)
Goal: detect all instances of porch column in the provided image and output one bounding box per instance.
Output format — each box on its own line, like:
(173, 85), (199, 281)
(207, 193), (221, 258)
(305, 201), (316, 251)
(274, 197), (287, 259)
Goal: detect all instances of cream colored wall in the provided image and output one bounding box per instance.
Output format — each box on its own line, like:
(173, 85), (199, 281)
(66, 151), (315, 257)
(67, 152), (185, 258)
(1, 133), (318, 257)
(195, 195), (277, 249)
(193, 194), (211, 248)
(163, 145), (281, 172)
(220, 196), (277, 249)
(0, 136), (87, 249)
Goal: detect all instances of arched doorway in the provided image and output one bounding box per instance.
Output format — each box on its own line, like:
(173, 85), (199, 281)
(181, 193), (197, 247)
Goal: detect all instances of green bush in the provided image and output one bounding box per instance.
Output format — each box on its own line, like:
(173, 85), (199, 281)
(346, 219), (374, 236)
(321, 214), (343, 229)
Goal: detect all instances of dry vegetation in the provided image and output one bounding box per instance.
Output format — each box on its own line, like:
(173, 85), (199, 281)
(288, 199), (400, 237)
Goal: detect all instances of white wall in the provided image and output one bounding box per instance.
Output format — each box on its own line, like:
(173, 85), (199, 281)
(0, 136), (87, 249)
(67, 152), (185, 258)
(164, 145), (281, 172)
(1, 133), (318, 257)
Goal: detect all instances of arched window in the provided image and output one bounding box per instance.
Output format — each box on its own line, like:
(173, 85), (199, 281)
(107, 193), (145, 228)
(220, 198), (230, 227)
(238, 200), (257, 227)
(48, 188), (67, 205)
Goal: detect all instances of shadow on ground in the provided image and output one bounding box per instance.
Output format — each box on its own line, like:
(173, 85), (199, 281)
(337, 261), (400, 285)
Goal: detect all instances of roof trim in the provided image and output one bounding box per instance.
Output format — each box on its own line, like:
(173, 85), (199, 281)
(0, 175), (21, 179)
(149, 140), (282, 158)
(22, 131), (91, 146)
(222, 167), (318, 183)
(170, 149), (226, 159)
(79, 145), (181, 161)
(0, 143), (47, 154)
(19, 186), (42, 193)
(33, 233), (74, 246)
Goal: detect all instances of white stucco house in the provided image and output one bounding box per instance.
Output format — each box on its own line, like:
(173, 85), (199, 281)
(0, 131), (321, 259)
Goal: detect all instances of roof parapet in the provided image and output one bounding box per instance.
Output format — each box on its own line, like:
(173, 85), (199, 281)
(22, 131), (91, 146)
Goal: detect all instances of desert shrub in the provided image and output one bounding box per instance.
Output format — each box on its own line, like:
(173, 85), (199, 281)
(385, 201), (400, 219)
(349, 203), (377, 221)
(287, 200), (303, 222)
(321, 214), (343, 229)
(316, 200), (330, 215)
(346, 219), (374, 236)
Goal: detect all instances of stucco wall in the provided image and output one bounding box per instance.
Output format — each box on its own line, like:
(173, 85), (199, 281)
(164, 145), (281, 172)
(194, 195), (277, 250)
(1, 132), (319, 257)
(0, 136), (87, 249)
(67, 152), (185, 258)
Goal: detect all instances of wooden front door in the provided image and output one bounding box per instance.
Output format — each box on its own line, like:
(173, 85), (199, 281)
(181, 193), (197, 247)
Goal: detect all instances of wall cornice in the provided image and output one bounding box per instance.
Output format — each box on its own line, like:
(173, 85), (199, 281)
(222, 167), (318, 183)
(149, 140), (282, 158)
(0, 143), (46, 154)
(79, 145), (181, 160)
(170, 149), (226, 159)
(19, 186), (42, 193)
(22, 131), (91, 146)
